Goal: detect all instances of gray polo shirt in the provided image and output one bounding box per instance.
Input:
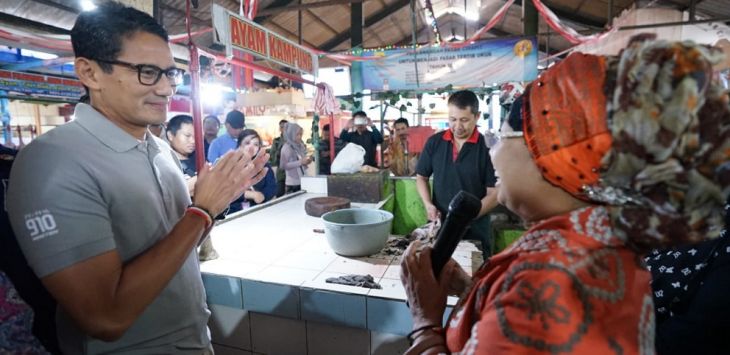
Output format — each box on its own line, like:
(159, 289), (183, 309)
(7, 104), (210, 354)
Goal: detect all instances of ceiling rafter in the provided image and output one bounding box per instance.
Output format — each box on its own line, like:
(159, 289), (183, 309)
(319, 0), (411, 51)
(256, 0), (370, 16)
(389, 15), (409, 39)
(514, 0), (606, 28)
(254, 0), (299, 23)
(161, 3), (208, 28)
(304, 9), (339, 35)
(0, 12), (70, 35)
(265, 21), (319, 48)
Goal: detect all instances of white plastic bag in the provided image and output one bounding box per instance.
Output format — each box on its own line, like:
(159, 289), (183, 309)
(331, 143), (365, 174)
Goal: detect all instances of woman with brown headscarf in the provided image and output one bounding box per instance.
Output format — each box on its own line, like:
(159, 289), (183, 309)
(400, 37), (730, 354)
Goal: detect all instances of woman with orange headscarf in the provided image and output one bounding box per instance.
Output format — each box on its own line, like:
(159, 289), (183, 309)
(400, 37), (730, 354)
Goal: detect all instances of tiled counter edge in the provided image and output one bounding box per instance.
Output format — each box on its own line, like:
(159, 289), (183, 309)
(204, 274), (421, 355)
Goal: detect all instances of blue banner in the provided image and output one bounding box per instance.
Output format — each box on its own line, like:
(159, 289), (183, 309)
(0, 78), (83, 99)
(361, 37), (538, 91)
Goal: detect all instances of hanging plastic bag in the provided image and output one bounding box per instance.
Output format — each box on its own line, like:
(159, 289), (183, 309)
(330, 143), (365, 174)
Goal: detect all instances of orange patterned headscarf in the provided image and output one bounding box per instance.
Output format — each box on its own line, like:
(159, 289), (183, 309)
(522, 54), (613, 198)
(519, 39), (730, 251)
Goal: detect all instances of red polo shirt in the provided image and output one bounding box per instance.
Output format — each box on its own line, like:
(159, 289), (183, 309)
(442, 128), (480, 162)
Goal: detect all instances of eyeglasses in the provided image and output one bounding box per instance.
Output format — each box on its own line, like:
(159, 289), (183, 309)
(94, 59), (185, 86)
(484, 129), (524, 148)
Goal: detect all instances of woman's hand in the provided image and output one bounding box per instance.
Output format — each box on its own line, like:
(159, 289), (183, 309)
(185, 175), (197, 197)
(245, 190), (265, 204)
(400, 241), (455, 329)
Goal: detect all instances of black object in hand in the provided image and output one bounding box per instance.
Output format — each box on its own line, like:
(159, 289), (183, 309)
(430, 191), (482, 278)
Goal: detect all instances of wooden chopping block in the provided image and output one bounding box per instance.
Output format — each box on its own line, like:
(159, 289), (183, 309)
(305, 197), (351, 217)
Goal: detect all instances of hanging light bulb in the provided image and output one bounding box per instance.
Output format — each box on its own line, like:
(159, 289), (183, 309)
(80, 0), (96, 11)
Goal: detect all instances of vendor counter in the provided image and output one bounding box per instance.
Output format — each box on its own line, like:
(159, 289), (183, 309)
(201, 185), (483, 355)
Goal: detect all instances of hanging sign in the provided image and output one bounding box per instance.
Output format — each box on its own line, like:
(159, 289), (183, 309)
(0, 70), (83, 100)
(360, 37), (538, 91)
(212, 4), (317, 76)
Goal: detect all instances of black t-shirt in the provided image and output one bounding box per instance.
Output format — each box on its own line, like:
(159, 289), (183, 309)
(340, 128), (384, 167)
(180, 154), (197, 177)
(415, 130), (496, 215)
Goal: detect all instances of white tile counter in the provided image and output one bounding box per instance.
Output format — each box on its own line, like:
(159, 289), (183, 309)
(201, 191), (483, 354)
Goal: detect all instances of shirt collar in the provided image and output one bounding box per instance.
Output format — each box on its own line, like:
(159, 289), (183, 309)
(74, 103), (149, 152)
(442, 127), (480, 144)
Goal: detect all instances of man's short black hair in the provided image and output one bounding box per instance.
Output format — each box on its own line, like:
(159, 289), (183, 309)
(71, 1), (168, 74)
(447, 90), (480, 115)
(352, 111), (368, 118)
(322, 124), (330, 131)
(204, 115), (220, 126)
(279, 119), (289, 125)
(226, 110), (246, 129)
(394, 118), (409, 127)
(167, 115), (193, 136)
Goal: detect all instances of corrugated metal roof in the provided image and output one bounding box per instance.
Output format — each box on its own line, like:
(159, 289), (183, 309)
(2, 0), (727, 66)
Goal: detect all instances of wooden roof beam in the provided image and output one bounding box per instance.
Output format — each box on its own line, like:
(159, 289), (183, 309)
(256, 0), (372, 16)
(0, 12), (70, 35)
(514, 0), (606, 29)
(319, 0), (411, 51)
(254, 0), (298, 23)
(304, 9), (339, 35)
(29, 0), (80, 14)
(161, 3), (208, 28)
(265, 21), (320, 48)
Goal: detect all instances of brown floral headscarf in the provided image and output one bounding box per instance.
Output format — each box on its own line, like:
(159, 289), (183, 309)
(520, 38), (730, 253)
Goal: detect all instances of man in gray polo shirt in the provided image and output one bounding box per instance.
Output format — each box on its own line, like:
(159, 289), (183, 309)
(6, 3), (268, 354)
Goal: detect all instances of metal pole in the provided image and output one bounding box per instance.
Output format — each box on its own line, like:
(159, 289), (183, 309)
(329, 113), (336, 169)
(350, 1), (364, 93)
(689, 0), (697, 21)
(186, 0), (205, 172)
(153, 0), (162, 23)
(410, 0), (420, 89)
(298, 0), (303, 44)
(523, 0), (538, 36)
(417, 93), (422, 127)
(545, 25), (550, 67)
(379, 100), (385, 168)
(607, 0), (614, 26)
(463, 0), (467, 39)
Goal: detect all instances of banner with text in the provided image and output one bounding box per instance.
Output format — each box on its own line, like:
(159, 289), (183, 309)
(0, 70), (83, 100)
(212, 4), (317, 76)
(361, 37), (537, 91)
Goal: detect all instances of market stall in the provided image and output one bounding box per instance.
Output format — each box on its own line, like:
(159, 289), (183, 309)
(200, 179), (483, 353)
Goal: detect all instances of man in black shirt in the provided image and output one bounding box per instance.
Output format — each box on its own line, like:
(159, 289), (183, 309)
(415, 90), (498, 256)
(340, 111), (384, 167)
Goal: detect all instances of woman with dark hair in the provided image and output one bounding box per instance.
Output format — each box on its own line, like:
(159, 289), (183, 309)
(400, 38), (730, 354)
(228, 129), (276, 213)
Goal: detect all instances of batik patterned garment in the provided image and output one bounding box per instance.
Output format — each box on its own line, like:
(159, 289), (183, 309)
(0, 271), (49, 354)
(445, 206), (654, 355)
